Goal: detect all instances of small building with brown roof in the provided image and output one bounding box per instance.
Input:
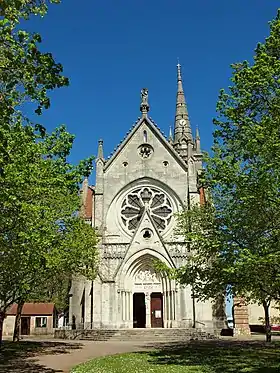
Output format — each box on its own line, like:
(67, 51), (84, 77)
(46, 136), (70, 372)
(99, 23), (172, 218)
(3, 303), (56, 336)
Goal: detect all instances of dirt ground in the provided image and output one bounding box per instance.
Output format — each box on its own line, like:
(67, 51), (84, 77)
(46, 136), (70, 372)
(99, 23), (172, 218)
(0, 337), (157, 373)
(0, 334), (277, 373)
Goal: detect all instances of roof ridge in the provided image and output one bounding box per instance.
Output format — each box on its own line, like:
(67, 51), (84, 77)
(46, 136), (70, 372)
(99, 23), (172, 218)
(106, 116), (171, 162)
(104, 115), (188, 171)
(106, 117), (141, 161)
(149, 116), (168, 139)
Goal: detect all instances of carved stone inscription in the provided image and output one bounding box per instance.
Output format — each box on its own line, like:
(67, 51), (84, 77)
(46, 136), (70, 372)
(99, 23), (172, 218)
(134, 268), (161, 291)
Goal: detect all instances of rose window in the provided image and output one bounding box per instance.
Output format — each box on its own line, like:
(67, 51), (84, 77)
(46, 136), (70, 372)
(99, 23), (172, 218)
(121, 187), (173, 232)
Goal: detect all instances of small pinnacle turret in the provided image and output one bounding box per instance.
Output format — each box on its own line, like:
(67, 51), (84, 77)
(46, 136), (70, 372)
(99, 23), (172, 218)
(97, 139), (104, 159)
(195, 126), (201, 152)
(196, 126), (200, 140)
(174, 63), (192, 143)
(168, 125), (173, 143)
(82, 177), (88, 196)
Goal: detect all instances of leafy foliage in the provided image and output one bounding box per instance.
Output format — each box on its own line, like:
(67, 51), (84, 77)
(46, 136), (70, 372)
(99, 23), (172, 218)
(168, 10), (280, 340)
(0, 0), (98, 339)
(0, 1), (61, 21)
(0, 112), (98, 313)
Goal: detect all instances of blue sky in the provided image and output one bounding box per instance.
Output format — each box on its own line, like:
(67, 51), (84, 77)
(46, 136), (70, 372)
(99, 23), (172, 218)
(26, 0), (279, 318)
(29, 0), (278, 187)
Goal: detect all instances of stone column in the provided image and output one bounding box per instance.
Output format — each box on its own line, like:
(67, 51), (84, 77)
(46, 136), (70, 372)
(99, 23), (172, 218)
(130, 292), (134, 328)
(166, 291), (170, 328)
(172, 290), (178, 327)
(145, 292), (151, 328)
(179, 287), (185, 324)
(127, 292), (131, 322)
(173, 290), (176, 320)
(125, 292), (129, 323)
(163, 293), (167, 328)
(117, 290), (121, 327)
(92, 279), (102, 328)
(233, 297), (251, 335)
(122, 291), (126, 322)
(175, 288), (181, 325)
(84, 281), (92, 329)
(185, 286), (194, 328)
(69, 295), (73, 328)
(162, 279), (167, 328)
(124, 292), (127, 321)
(170, 291), (173, 321)
(169, 291), (173, 327)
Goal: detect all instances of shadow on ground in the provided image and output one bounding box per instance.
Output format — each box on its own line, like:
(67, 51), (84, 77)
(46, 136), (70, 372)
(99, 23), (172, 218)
(143, 340), (280, 373)
(0, 340), (83, 373)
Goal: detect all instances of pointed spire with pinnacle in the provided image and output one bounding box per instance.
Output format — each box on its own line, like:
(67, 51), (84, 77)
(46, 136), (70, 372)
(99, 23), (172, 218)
(97, 139), (104, 159)
(195, 126), (201, 152)
(174, 63), (192, 143)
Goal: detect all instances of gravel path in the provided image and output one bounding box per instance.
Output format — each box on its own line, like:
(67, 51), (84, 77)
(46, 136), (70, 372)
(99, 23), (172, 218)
(27, 339), (154, 373)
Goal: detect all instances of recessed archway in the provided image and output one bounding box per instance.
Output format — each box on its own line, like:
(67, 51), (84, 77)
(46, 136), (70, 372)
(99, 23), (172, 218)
(116, 250), (176, 328)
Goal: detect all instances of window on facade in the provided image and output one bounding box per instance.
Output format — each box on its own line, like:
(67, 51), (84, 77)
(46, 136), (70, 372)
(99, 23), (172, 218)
(35, 317), (47, 328)
(143, 130), (147, 143)
(121, 186), (172, 232)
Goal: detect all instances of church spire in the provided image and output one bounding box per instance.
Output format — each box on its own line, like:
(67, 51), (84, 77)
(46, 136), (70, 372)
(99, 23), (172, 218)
(174, 63), (192, 143)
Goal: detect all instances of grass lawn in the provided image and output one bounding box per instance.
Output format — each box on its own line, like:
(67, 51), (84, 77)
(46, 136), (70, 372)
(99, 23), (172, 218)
(71, 340), (280, 373)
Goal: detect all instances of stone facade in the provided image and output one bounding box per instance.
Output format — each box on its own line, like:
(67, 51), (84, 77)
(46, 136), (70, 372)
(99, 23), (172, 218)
(69, 64), (226, 331)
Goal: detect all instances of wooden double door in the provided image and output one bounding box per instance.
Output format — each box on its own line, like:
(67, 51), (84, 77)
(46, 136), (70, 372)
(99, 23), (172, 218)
(133, 292), (163, 328)
(150, 292), (163, 328)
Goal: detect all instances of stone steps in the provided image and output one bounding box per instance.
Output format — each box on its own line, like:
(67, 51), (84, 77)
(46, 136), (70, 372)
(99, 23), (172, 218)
(78, 328), (217, 342)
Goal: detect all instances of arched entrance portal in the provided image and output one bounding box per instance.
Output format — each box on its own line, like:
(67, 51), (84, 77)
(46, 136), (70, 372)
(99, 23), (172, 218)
(119, 252), (176, 328)
(132, 264), (163, 328)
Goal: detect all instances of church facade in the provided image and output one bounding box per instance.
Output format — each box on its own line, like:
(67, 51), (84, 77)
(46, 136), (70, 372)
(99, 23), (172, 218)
(69, 65), (225, 330)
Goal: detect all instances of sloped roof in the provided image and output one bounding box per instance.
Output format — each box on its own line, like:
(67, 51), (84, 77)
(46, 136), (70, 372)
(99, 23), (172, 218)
(104, 116), (187, 171)
(7, 303), (55, 316)
(84, 186), (94, 219)
(199, 186), (206, 206)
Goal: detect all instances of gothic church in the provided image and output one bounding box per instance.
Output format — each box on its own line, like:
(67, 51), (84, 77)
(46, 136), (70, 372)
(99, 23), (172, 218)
(69, 64), (223, 330)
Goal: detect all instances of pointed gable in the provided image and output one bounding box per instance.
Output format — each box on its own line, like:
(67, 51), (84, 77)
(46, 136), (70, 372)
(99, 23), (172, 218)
(114, 208), (175, 279)
(104, 116), (187, 172)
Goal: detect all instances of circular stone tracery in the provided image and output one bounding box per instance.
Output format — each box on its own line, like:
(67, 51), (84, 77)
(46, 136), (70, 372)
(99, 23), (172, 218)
(120, 186), (173, 232)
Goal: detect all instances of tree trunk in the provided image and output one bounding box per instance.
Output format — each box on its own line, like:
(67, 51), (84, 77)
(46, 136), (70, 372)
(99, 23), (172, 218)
(13, 299), (24, 342)
(0, 310), (5, 348)
(262, 300), (271, 343)
(192, 289), (196, 328)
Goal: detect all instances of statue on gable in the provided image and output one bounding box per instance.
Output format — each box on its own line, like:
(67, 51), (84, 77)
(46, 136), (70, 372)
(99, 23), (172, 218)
(140, 88), (150, 114)
(141, 88), (148, 104)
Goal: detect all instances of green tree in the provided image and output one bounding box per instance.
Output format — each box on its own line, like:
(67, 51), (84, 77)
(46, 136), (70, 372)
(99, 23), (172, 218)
(166, 10), (280, 343)
(0, 1), (98, 343)
(1, 123), (98, 343)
